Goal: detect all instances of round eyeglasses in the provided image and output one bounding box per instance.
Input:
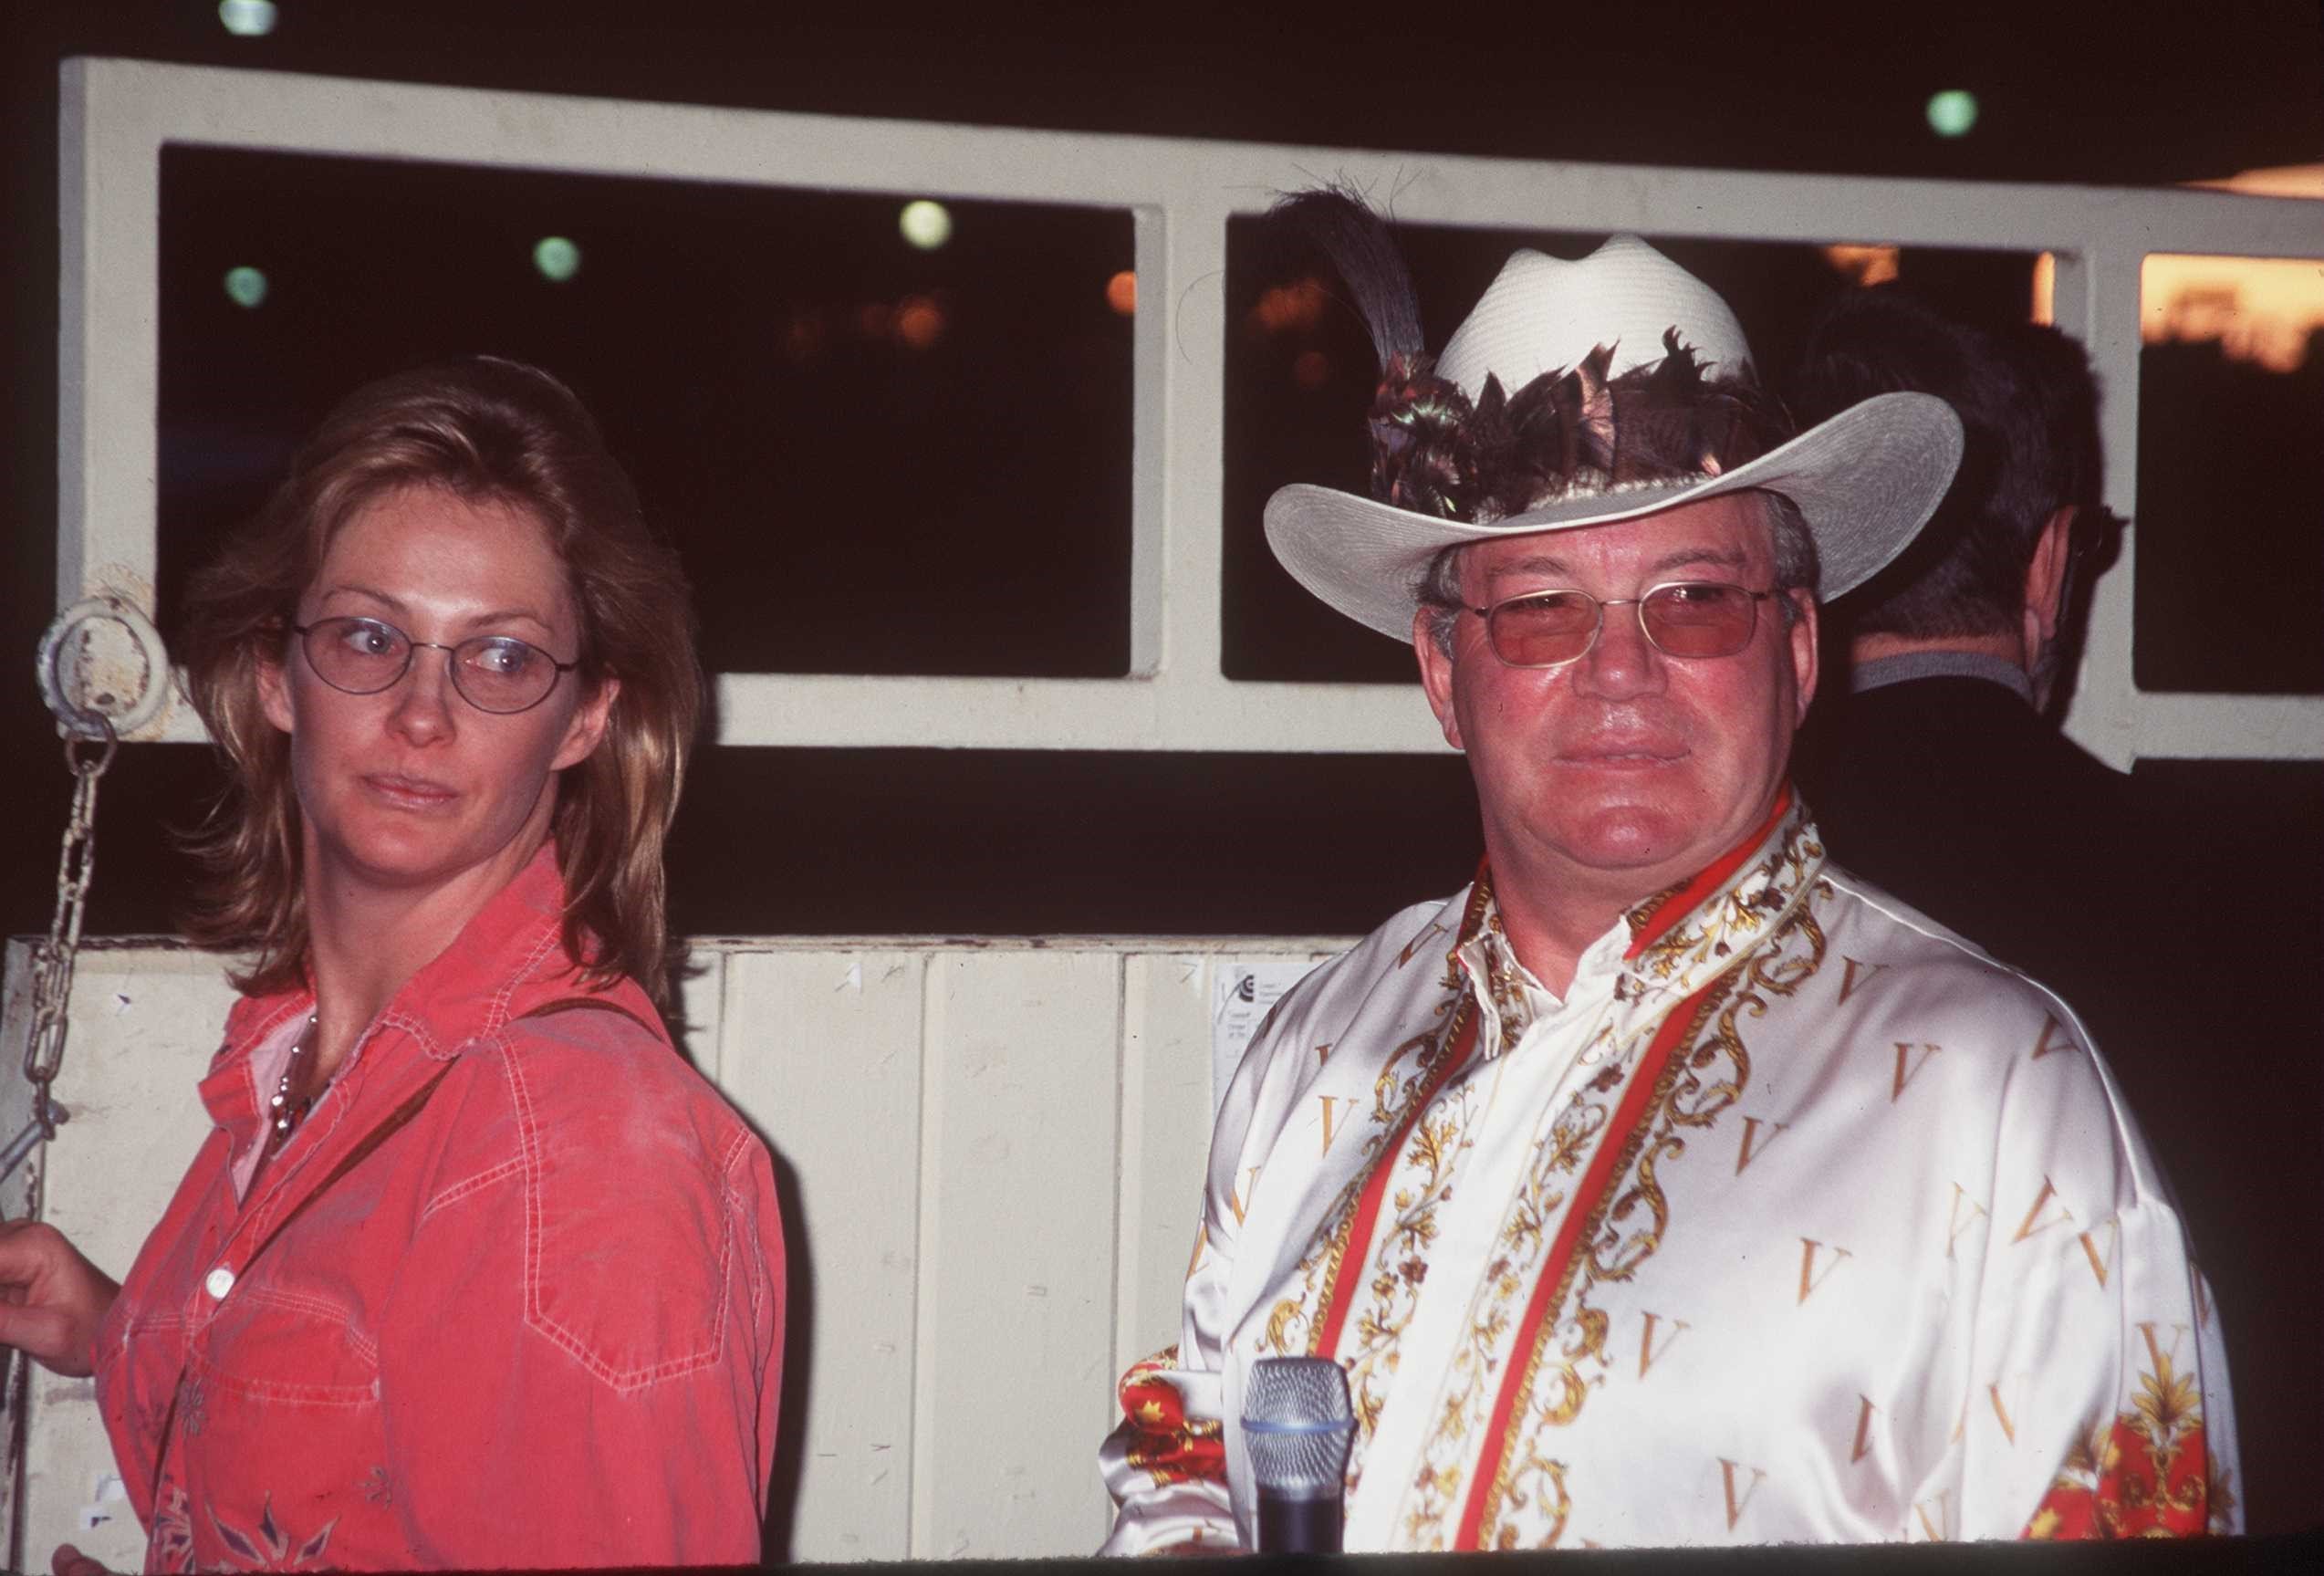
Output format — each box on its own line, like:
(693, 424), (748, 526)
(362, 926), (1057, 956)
(1469, 581), (1780, 669)
(291, 616), (578, 715)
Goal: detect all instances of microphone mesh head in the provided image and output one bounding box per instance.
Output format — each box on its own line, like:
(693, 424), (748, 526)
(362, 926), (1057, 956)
(1243, 1356), (1354, 1499)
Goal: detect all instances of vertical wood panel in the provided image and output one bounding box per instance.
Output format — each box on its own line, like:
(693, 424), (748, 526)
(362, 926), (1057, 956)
(1113, 954), (1215, 1376)
(719, 950), (924, 1562)
(22, 947), (231, 1573)
(912, 952), (1123, 1558)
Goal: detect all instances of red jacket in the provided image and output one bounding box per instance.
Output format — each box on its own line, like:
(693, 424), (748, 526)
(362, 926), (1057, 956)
(94, 848), (785, 1570)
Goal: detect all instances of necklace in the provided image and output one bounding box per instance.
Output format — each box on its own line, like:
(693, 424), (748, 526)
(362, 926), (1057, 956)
(266, 1012), (320, 1153)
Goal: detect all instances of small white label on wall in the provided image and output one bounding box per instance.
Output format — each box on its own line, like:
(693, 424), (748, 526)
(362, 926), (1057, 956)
(78, 1472), (128, 1529)
(1210, 960), (1321, 1117)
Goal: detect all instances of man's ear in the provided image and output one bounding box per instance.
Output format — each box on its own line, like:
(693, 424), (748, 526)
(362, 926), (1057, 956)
(552, 673), (620, 771)
(1786, 590), (1819, 726)
(1413, 610), (1464, 752)
(2023, 506), (2077, 654)
(257, 646), (296, 735)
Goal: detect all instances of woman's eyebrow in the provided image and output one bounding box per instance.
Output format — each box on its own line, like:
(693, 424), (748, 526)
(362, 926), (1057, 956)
(312, 586), (555, 635)
(459, 607), (557, 635)
(315, 583), (405, 611)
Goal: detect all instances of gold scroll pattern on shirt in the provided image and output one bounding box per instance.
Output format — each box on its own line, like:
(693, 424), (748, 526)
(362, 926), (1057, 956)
(1252, 888), (1486, 1356)
(1253, 997), (1473, 1365)
(1463, 865), (1832, 1550)
(1393, 1054), (1636, 1544)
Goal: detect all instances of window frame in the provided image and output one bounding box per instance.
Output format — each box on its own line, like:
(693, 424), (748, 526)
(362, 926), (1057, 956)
(59, 57), (2324, 763)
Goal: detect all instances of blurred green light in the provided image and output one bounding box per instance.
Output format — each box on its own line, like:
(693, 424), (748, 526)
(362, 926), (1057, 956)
(218, 1), (278, 37)
(899, 200), (953, 251)
(533, 236), (582, 282)
(1926, 89), (1978, 138)
(223, 266), (268, 308)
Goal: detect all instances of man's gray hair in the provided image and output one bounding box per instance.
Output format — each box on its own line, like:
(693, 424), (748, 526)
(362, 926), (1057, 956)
(1414, 489), (1820, 657)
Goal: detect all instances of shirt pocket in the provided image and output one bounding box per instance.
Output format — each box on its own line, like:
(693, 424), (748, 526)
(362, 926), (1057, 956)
(192, 1279), (380, 1407)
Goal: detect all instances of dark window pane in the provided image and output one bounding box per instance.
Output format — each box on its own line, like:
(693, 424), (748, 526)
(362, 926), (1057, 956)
(1221, 218), (2037, 683)
(2135, 254), (2324, 694)
(157, 146), (1136, 678)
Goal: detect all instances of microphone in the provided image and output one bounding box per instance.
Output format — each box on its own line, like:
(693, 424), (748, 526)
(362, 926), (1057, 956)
(1242, 1355), (1354, 1554)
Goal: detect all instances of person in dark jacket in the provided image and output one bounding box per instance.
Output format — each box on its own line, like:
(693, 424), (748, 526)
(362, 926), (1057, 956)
(1787, 287), (2128, 1004)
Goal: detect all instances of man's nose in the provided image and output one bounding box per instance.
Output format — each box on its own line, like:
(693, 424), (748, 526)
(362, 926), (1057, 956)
(1570, 602), (1665, 699)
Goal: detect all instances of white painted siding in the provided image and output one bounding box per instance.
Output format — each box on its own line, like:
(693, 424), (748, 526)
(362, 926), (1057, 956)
(0, 935), (1344, 1564)
(3, 945), (229, 1574)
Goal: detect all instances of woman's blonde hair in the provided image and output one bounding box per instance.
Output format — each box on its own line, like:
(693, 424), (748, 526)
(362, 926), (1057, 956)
(182, 357), (702, 1008)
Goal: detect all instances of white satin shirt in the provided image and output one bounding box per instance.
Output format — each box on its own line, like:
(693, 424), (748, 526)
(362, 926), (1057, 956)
(1100, 802), (2236, 1550)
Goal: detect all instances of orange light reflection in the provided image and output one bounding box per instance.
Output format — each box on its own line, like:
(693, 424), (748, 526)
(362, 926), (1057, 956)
(1251, 278), (1329, 335)
(2142, 255), (2324, 372)
(1821, 244), (1900, 287)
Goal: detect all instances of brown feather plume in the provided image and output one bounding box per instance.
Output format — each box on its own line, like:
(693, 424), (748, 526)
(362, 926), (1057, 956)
(1271, 186), (1796, 521)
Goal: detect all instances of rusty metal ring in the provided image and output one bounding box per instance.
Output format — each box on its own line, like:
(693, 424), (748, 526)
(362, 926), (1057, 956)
(36, 594), (170, 741)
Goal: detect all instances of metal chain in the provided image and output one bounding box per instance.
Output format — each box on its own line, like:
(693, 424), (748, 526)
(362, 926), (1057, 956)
(4, 593), (163, 1199)
(0, 718), (116, 1185)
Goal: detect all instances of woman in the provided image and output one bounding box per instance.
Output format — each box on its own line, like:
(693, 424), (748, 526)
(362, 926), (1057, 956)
(0, 358), (784, 1571)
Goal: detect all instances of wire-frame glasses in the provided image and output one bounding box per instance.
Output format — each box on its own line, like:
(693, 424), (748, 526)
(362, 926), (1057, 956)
(1469, 581), (1780, 668)
(291, 616), (578, 715)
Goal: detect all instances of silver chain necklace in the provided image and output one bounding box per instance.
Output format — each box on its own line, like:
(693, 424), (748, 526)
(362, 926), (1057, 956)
(266, 1013), (320, 1153)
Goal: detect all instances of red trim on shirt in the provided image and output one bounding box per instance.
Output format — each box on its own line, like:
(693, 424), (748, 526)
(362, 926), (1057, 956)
(1311, 872), (1493, 1360)
(1453, 974), (1725, 1550)
(1624, 785), (1793, 961)
(1311, 1002), (1478, 1361)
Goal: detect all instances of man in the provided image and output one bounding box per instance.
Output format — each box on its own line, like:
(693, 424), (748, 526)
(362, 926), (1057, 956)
(1099, 205), (2235, 1551)
(1787, 288), (2135, 1029)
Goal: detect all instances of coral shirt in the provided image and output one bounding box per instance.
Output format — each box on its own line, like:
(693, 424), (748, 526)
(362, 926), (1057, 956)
(94, 848), (785, 1570)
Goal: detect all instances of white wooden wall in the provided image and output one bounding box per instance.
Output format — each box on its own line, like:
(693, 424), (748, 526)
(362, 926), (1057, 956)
(0, 934), (1344, 1566)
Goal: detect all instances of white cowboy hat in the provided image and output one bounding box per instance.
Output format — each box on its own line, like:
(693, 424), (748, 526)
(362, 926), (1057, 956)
(1263, 235), (1964, 642)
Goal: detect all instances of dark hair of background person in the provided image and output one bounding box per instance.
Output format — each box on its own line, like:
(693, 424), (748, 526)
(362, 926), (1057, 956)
(178, 356), (703, 1008)
(1788, 284), (2100, 641)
